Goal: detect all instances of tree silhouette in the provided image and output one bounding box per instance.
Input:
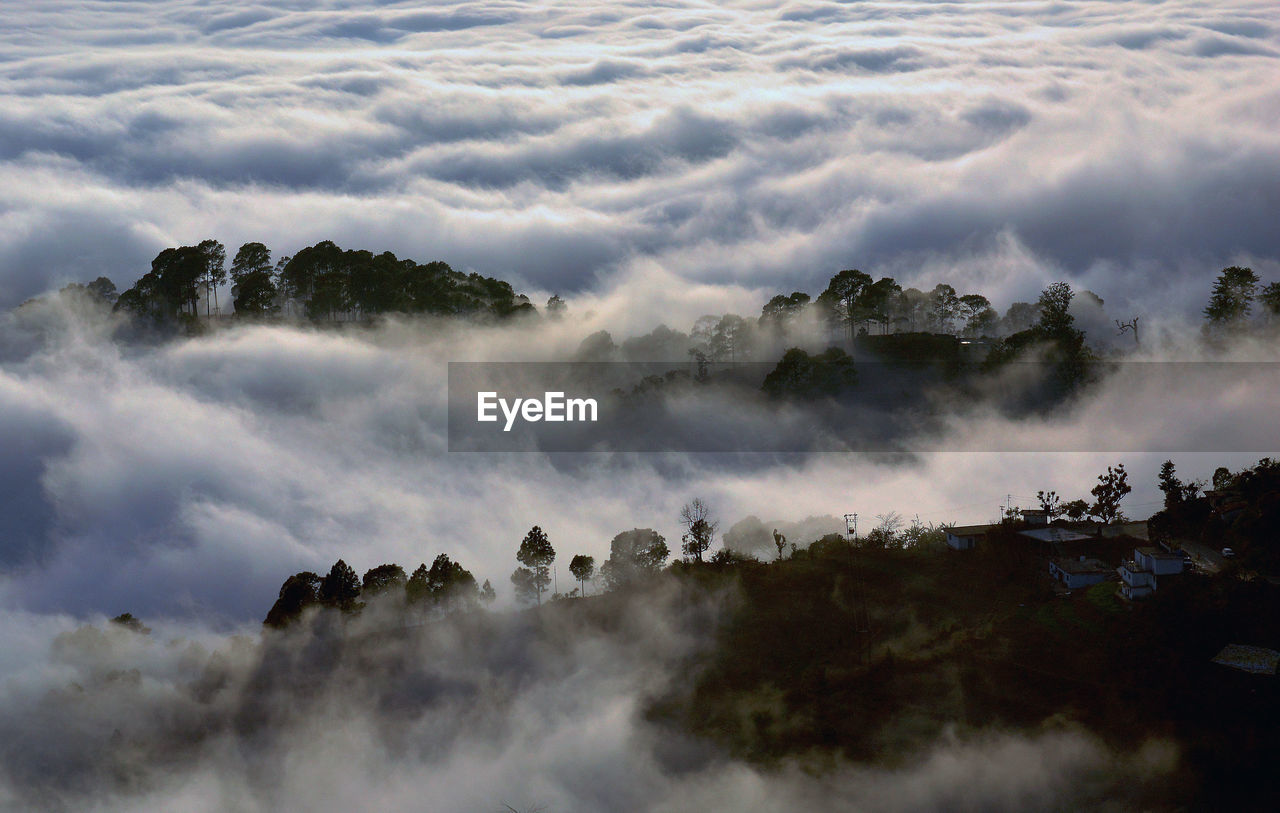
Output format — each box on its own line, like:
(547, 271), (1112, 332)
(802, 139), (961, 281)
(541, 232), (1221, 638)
(1262, 282), (1280, 319)
(230, 242), (278, 317)
(1157, 460), (1200, 511)
(109, 613), (151, 634)
(264, 571), (322, 628)
(513, 526), (555, 605)
(1036, 490), (1063, 517)
(709, 314), (750, 362)
(600, 529), (669, 590)
(1036, 282), (1076, 340)
(1090, 464), (1132, 524)
(1203, 266), (1259, 329)
(959, 294), (996, 336)
(761, 347), (856, 399)
(759, 292), (810, 333)
(928, 284), (959, 332)
(319, 559), (361, 611)
(362, 564), (407, 595)
(427, 553), (479, 609)
(197, 239), (226, 317)
(816, 269), (872, 341)
(568, 554), (595, 596)
(1062, 499), (1090, 521)
(680, 498), (718, 562)
(86, 277), (117, 304)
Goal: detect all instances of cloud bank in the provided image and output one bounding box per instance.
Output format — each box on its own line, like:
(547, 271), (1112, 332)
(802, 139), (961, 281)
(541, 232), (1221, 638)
(1, 0), (1278, 314)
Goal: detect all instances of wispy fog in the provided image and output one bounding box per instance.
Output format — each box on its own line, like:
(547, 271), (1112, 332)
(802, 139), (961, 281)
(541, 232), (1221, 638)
(1, 301), (1274, 622)
(0, 583), (1177, 812)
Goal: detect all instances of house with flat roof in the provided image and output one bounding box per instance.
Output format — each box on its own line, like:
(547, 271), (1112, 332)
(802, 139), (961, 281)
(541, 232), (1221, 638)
(945, 524), (990, 551)
(1135, 547), (1184, 576)
(1049, 556), (1112, 590)
(1118, 546), (1184, 600)
(1020, 527), (1093, 544)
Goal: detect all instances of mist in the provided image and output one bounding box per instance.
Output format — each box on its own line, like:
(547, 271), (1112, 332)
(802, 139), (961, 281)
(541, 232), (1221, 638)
(2, 0), (1278, 808)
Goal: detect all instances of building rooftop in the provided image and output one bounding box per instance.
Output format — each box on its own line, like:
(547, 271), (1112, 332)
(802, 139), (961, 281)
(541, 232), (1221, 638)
(1136, 546), (1182, 560)
(1212, 644), (1280, 676)
(1052, 556), (1111, 575)
(1020, 527), (1093, 543)
(948, 524), (993, 537)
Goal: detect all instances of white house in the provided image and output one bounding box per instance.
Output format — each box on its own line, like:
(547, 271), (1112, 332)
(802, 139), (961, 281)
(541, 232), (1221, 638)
(1118, 562), (1157, 600)
(946, 524), (990, 551)
(1118, 547), (1183, 600)
(1049, 556), (1112, 590)
(1135, 547), (1184, 576)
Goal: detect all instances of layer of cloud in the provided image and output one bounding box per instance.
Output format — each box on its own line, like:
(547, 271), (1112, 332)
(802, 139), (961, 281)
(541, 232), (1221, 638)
(0, 1), (1277, 313)
(1, 300), (1275, 623)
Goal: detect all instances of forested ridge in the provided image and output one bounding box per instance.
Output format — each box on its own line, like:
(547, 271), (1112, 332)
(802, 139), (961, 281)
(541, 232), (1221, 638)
(242, 462), (1280, 810)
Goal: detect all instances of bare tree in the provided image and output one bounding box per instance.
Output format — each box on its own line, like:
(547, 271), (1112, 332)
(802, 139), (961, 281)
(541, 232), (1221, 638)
(680, 498), (719, 562)
(1115, 317), (1139, 347)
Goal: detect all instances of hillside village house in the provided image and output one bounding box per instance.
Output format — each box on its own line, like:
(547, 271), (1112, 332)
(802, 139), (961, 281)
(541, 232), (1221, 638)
(1049, 556), (1113, 590)
(1119, 546), (1184, 600)
(945, 524), (990, 551)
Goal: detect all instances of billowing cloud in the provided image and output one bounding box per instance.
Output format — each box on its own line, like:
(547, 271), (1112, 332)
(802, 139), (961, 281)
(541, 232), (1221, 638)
(0, 2), (1277, 807)
(0, 1), (1276, 310)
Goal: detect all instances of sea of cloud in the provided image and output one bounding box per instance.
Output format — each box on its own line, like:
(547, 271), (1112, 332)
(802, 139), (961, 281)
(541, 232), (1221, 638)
(2, 1), (1278, 807)
(1, 0), (1278, 317)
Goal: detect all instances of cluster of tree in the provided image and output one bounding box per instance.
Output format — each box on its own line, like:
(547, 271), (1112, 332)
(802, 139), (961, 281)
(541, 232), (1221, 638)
(112, 239), (535, 327)
(58, 277), (119, 306)
(114, 240), (227, 324)
(1026, 463), (1133, 524)
(760, 347), (857, 399)
(981, 280), (1092, 390)
(599, 528), (670, 590)
(264, 555), (494, 628)
(575, 273), (1097, 381)
(769, 270), (1015, 340)
(511, 524), (676, 605)
(1149, 457), (1280, 572)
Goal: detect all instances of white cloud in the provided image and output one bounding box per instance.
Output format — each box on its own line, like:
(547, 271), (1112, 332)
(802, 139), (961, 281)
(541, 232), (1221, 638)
(0, 1), (1276, 310)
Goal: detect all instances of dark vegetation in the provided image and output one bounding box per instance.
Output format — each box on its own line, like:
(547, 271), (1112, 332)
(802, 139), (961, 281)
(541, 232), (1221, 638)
(34, 245), (1280, 420)
(252, 463), (1280, 806)
(264, 554), (492, 628)
(103, 238), (536, 332)
(644, 537), (1277, 808)
(1150, 458), (1280, 574)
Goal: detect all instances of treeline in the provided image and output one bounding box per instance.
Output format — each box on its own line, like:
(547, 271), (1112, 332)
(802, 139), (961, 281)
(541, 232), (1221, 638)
(45, 245), (1279, 366)
(573, 273), (1035, 366)
(263, 554), (496, 628)
(103, 239), (536, 327)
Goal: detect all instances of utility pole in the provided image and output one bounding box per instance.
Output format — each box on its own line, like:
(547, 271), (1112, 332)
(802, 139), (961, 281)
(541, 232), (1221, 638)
(844, 513), (858, 542)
